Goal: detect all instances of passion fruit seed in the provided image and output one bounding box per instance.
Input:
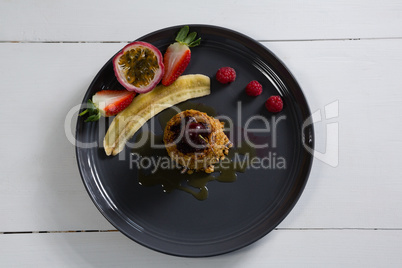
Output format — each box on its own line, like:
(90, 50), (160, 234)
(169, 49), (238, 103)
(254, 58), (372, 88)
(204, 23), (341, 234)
(118, 47), (159, 88)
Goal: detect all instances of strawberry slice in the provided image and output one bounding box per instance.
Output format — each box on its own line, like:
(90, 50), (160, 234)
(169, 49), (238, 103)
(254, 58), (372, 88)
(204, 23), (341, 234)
(162, 26), (201, 86)
(79, 90), (136, 122)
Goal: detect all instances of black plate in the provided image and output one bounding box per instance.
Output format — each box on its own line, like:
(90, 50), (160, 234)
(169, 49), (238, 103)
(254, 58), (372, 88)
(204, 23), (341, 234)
(75, 25), (314, 257)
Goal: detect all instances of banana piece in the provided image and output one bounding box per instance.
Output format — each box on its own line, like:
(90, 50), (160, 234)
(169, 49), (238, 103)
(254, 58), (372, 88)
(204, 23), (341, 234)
(104, 74), (211, 156)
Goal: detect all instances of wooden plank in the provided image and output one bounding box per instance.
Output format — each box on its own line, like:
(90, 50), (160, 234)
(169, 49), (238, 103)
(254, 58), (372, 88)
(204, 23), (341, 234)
(265, 39), (402, 228)
(0, 230), (401, 266)
(0, 39), (401, 231)
(1, 0), (402, 42)
(0, 43), (122, 232)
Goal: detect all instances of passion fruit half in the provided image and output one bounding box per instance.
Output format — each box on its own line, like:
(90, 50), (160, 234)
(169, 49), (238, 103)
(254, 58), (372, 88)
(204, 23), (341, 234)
(113, 41), (164, 93)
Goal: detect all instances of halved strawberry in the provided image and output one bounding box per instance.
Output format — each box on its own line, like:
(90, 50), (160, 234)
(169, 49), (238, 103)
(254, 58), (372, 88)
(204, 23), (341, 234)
(79, 90), (136, 122)
(162, 26), (201, 86)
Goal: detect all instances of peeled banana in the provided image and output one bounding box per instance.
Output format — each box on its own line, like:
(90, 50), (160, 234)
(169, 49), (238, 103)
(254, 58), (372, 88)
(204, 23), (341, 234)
(104, 74), (211, 156)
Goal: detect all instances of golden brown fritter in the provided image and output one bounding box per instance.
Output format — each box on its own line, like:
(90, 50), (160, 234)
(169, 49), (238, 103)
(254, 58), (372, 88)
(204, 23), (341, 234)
(163, 109), (232, 173)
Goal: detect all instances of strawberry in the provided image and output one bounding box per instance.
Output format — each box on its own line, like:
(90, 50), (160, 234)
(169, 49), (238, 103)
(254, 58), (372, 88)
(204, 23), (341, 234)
(79, 90), (136, 122)
(162, 26), (201, 86)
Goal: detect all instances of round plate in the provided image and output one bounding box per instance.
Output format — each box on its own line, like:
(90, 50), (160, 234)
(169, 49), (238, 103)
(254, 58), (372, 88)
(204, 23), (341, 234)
(75, 25), (314, 257)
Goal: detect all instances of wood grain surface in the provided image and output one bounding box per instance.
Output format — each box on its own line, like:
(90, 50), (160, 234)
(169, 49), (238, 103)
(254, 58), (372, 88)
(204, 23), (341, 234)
(1, 0), (402, 266)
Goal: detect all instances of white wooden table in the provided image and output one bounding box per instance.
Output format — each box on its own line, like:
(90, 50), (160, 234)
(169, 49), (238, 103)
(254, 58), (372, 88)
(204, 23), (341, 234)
(1, 0), (402, 266)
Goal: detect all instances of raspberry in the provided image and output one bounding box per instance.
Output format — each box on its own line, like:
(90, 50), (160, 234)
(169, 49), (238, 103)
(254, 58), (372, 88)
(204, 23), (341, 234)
(216, 67), (236, 84)
(245, 80), (263, 96)
(265, 96), (283, 113)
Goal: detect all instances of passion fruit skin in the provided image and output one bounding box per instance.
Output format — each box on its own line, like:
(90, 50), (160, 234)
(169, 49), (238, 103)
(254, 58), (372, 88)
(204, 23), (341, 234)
(113, 41), (164, 93)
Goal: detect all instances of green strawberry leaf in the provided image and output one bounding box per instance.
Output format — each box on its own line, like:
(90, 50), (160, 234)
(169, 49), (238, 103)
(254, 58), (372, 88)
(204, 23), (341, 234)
(175, 26), (189, 43)
(85, 112), (101, 122)
(175, 26), (201, 47)
(188, 37), (201, 47)
(79, 109), (89, 116)
(184, 32), (197, 44)
(80, 99), (101, 122)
